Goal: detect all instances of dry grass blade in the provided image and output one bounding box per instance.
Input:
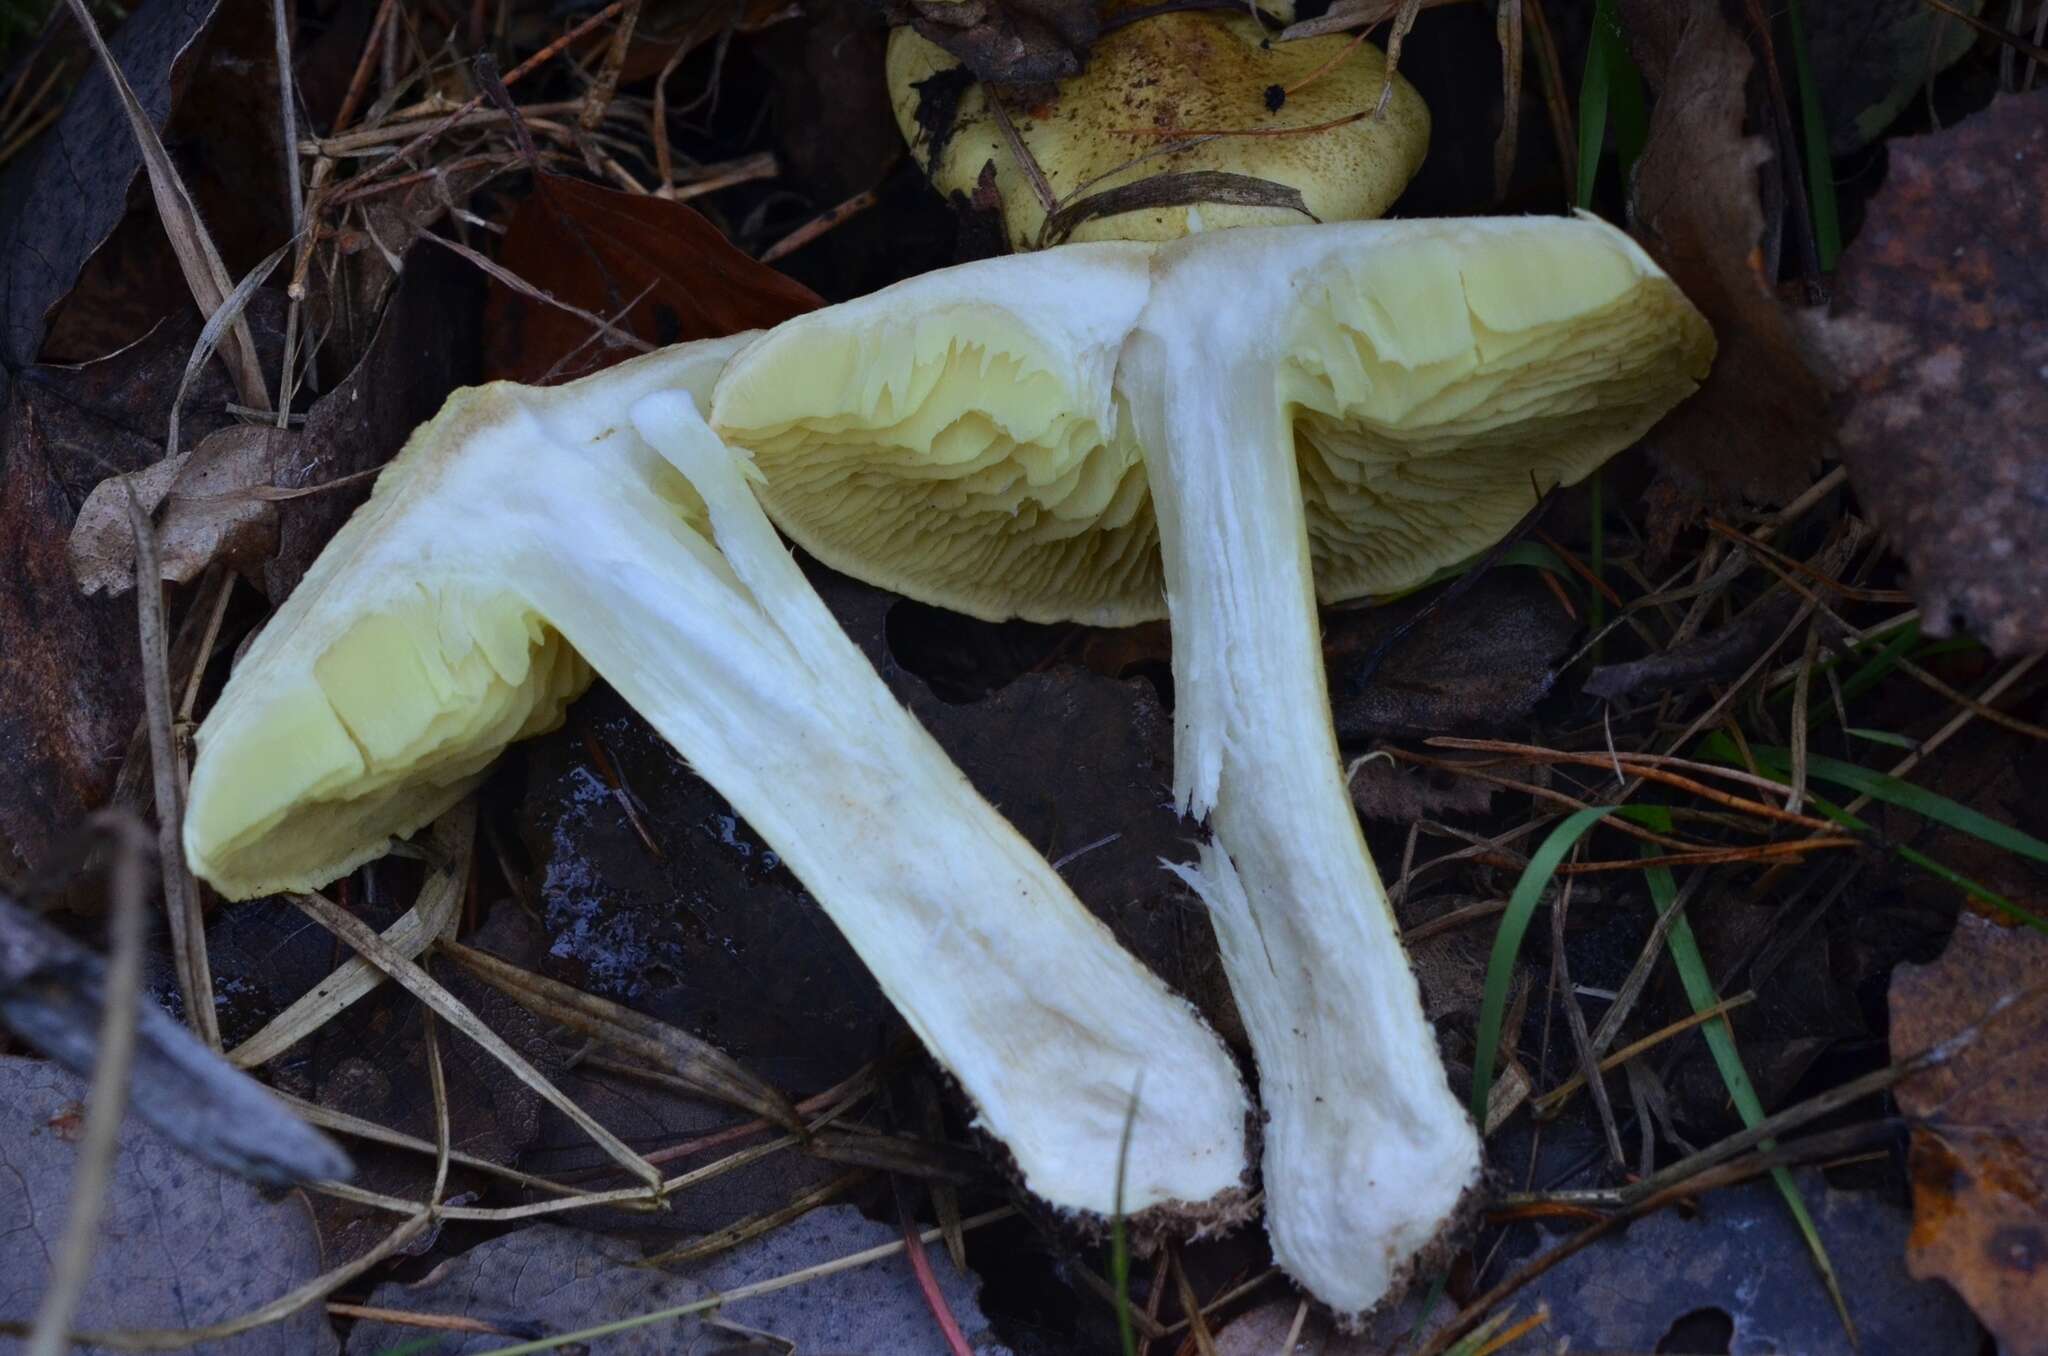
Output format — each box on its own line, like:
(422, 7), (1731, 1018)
(274, 1091), (589, 1196)
(56, 0), (267, 407)
(291, 888), (662, 1190)
(1533, 992), (1756, 1115)
(324, 1303), (512, 1337)
(425, 228), (653, 355)
(645, 1169), (870, 1267)
(25, 814), (150, 1356)
(422, 1007), (452, 1204)
(1549, 875), (1624, 1167)
(122, 484), (218, 1050)
(440, 938), (801, 1130)
(228, 803), (473, 1069)
(1493, 0), (1523, 200)
(1170, 1250), (1219, 1356)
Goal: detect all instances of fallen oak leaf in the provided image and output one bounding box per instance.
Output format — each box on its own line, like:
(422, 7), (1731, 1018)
(1889, 911), (2048, 1355)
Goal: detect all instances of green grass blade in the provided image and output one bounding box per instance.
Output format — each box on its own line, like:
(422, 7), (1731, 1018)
(1111, 1081), (1139, 1356)
(1843, 727), (1918, 750)
(1633, 809), (1855, 1344)
(1574, 0), (1616, 209)
(1471, 807), (1615, 1125)
(1695, 733), (2048, 932)
(1748, 744), (2048, 867)
(1782, 0), (1842, 269)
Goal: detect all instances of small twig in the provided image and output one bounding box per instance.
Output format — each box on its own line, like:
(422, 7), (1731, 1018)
(123, 484), (218, 1049)
(578, 0), (643, 131)
(760, 178), (890, 263)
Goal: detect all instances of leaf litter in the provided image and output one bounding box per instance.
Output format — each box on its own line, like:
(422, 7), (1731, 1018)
(3, 0), (2048, 1351)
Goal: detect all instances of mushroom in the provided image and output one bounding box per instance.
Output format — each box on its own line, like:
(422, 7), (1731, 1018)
(711, 215), (1716, 1313)
(888, 4), (1429, 251)
(183, 335), (1253, 1221)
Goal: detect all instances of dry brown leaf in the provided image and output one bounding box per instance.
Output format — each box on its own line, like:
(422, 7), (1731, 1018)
(68, 425), (282, 596)
(483, 172), (821, 385)
(1621, 0), (1828, 529)
(1889, 911), (2048, 1355)
(1801, 91), (2048, 655)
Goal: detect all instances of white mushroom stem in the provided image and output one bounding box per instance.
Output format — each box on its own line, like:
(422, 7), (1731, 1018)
(1123, 301), (1481, 1313)
(602, 393), (1250, 1215)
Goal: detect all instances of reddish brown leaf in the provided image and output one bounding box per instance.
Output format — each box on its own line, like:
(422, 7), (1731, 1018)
(482, 173), (822, 385)
(1621, 0), (1828, 529)
(1889, 912), (2048, 1355)
(1802, 91), (2048, 655)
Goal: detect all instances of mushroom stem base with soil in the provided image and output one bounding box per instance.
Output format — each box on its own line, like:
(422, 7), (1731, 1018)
(1122, 330), (1481, 1320)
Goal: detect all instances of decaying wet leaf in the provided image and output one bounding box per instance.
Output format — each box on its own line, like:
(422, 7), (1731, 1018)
(341, 1205), (1000, 1354)
(0, 305), (267, 882)
(1803, 91), (2048, 655)
(1621, 0), (1828, 525)
(68, 424), (283, 596)
(1326, 570), (1579, 741)
(482, 173), (821, 384)
(0, 1055), (341, 1353)
(1890, 912), (2048, 1354)
(877, 0), (1100, 84)
(1514, 1172), (1979, 1354)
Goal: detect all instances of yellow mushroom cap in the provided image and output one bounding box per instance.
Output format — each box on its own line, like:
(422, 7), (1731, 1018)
(713, 215), (1714, 626)
(185, 340), (746, 899)
(888, 7), (1430, 252)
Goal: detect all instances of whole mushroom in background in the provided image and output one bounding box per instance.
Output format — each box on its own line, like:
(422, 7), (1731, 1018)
(710, 5), (1717, 1315)
(181, 336), (1255, 1224)
(888, 2), (1430, 249)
